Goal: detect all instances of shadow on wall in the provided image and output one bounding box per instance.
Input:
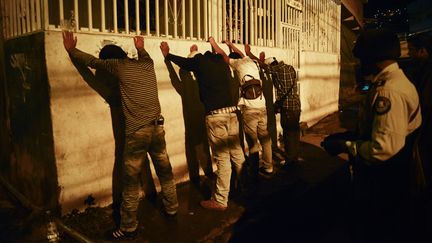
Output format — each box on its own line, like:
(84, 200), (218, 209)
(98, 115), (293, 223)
(163, 59), (213, 184)
(259, 67), (278, 150)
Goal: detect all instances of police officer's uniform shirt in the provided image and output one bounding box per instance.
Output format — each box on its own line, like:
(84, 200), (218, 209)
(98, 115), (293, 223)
(356, 63), (422, 162)
(229, 56), (266, 108)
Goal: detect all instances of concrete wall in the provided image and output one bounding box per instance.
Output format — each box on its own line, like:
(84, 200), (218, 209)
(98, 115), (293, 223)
(0, 31), (339, 213)
(2, 33), (58, 209)
(299, 51), (340, 126)
(44, 31), (297, 213)
(340, 24), (358, 88)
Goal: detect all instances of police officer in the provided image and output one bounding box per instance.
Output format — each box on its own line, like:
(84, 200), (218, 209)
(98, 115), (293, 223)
(322, 29), (422, 243)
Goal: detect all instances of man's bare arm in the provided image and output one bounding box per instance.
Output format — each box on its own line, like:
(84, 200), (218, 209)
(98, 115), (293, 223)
(208, 37), (230, 64)
(63, 31), (117, 74)
(134, 36), (150, 60)
(245, 44), (268, 69)
(244, 44), (257, 60)
(161, 41), (198, 72)
(225, 40), (245, 58)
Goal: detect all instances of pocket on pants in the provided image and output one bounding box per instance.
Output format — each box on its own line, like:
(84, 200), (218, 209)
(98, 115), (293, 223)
(209, 121), (228, 139)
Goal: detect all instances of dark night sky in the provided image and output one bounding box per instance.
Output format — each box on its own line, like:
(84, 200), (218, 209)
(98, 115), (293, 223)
(364, 0), (416, 33)
(364, 0), (415, 17)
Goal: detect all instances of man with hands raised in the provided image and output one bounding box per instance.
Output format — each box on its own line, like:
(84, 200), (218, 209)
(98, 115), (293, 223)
(63, 32), (178, 240)
(160, 38), (245, 211)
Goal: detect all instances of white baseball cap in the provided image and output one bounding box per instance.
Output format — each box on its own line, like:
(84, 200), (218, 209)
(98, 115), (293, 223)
(264, 57), (277, 65)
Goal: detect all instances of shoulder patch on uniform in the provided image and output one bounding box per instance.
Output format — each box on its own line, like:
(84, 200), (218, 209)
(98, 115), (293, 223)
(375, 80), (386, 87)
(374, 96), (391, 115)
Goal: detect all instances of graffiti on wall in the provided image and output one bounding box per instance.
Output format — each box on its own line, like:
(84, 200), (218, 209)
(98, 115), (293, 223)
(3, 33), (58, 208)
(9, 53), (32, 104)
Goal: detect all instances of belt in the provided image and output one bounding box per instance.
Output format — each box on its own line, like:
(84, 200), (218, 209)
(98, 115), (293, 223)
(206, 106), (238, 115)
(147, 115), (164, 126)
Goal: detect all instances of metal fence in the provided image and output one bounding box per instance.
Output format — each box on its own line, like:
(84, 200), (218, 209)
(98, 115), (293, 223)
(1, 0), (340, 55)
(1, 0), (45, 39)
(302, 0), (340, 53)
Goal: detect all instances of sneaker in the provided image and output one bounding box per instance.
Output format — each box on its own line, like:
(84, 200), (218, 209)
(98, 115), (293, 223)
(259, 167), (274, 176)
(272, 150), (285, 162)
(107, 228), (138, 241)
(164, 209), (178, 217)
(200, 199), (227, 211)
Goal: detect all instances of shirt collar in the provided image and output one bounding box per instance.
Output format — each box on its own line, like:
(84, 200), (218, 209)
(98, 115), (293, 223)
(372, 62), (399, 83)
(270, 61), (285, 71)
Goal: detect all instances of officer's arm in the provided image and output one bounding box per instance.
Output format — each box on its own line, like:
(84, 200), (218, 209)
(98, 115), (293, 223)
(353, 91), (408, 163)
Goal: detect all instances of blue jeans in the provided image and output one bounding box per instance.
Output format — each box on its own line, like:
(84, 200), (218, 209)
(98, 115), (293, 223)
(242, 107), (273, 172)
(120, 124), (178, 231)
(206, 112), (245, 206)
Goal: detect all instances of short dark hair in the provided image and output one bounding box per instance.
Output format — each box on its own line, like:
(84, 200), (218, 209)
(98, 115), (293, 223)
(228, 52), (242, 59)
(353, 29), (401, 62)
(408, 33), (432, 54)
(99, 44), (127, 59)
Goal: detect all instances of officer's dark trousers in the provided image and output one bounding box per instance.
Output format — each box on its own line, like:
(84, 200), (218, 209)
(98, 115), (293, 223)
(280, 109), (300, 162)
(351, 133), (417, 243)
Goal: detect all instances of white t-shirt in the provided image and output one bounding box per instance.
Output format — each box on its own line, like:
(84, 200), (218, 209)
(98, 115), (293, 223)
(229, 56), (266, 108)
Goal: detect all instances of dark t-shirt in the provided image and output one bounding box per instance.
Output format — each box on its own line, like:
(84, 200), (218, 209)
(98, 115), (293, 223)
(166, 51), (236, 113)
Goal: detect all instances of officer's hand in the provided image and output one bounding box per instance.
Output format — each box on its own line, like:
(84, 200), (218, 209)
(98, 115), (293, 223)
(321, 135), (348, 156)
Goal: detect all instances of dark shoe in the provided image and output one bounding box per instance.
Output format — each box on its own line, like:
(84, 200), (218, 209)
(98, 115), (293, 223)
(107, 228), (138, 241)
(282, 160), (297, 170)
(229, 187), (242, 199)
(200, 199), (227, 211)
(190, 176), (201, 187)
(283, 157), (305, 169)
(272, 149), (285, 162)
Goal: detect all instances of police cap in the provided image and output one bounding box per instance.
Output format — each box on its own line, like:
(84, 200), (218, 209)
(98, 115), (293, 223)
(353, 29), (401, 62)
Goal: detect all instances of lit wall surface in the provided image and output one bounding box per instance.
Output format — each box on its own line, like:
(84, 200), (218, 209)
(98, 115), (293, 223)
(3, 31), (339, 214)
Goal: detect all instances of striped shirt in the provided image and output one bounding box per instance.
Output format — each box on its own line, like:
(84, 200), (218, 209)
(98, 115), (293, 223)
(69, 48), (161, 135)
(269, 62), (301, 111)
